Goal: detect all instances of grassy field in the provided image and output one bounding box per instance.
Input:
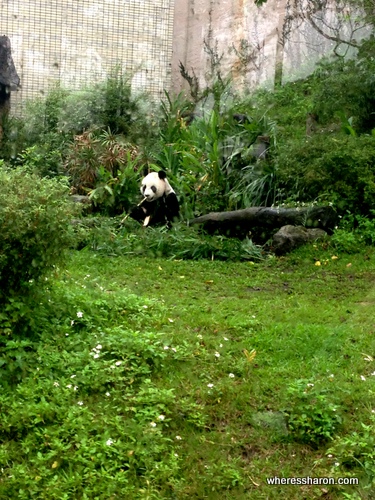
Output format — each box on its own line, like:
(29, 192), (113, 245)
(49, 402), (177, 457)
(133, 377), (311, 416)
(1, 243), (375, 499)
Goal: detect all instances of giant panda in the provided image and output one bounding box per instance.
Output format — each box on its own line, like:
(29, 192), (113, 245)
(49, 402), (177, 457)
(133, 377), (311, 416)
(129, 170), (180, 227)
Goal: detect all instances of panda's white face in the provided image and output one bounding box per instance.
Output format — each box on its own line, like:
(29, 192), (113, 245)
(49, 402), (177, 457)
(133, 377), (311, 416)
(140, 171), (174, 202)
(141, 172), (165, 202)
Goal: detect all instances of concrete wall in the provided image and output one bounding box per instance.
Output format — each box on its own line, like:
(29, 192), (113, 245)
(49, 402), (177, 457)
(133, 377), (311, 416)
(1, 0), (370, 113)
(0, 0), (175, 113)
(171, 0), (369, 97)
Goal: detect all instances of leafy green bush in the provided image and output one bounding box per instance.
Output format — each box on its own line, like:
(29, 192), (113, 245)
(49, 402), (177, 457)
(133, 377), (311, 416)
(277, 134), (375, 214)
(17, 145), (64, 178)
(327, 416), (375, 488)
(58, 69), (157, 143)
(312, 39), (375, 133)
(65, 129), (142, 214)
(330, 228), (361, 254)
(283, 379), (342, 447)
(328, 211), (375, 253)
(0, 167), (79, 303)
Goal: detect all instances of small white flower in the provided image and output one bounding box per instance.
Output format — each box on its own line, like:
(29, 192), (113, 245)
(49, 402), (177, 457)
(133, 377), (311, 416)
(219, 344), (223, 348)
(171, 347), (177, 352)
(70, 320), (75, 326)
(164, 346), (169, 350)
(207, 383), (214, 388)
(142, 305), (148, 309)
(74, 386), (78, 391)
(223, 337), (229, 341)
(115, 361), (122, 366)
(150, 422), (157, 427)
(174, 453), (179, 457)
(214, 352), (220, 358)
(228, 373), (235, 378)
(327, 454), (333, 458)
(96, 344), (102, 350)
(106, 439), (113, 446)
(77, 401), (83, 406)
(197, 334), (203, 339)
(53, 382), (59, 387)
(307, 383), (314, 387)
(77, 311), (83, 318)
(71, 375), (76, 378)
(105, 392), (110, 397)
(158, 415), (165, 421)
(329, 374), (334, 378)
(175, 435), (182, 440)
(66, 384), (72, 389)
(93, 353), (100, 359)
(252, 315), (256, 318)
(361, 375), (366, 381)
(65, 333), (69, 336)
(371, 371), (375, 376)
(334, 462), (340, 467)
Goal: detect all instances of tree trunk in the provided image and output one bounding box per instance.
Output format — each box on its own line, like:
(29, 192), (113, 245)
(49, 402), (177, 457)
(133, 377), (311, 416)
(189, 206), (337, 241)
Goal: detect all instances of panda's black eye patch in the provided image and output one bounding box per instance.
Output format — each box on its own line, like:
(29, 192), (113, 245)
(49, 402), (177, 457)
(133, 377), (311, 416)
(142, 185), (146, 193)
(151, 186), (157, 193)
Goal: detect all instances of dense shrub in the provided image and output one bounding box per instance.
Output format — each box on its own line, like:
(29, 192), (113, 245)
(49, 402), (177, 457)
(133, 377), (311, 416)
(277, 134), (375, 214)
(0, 166), (79, 302)
(312, 38), (375, 132)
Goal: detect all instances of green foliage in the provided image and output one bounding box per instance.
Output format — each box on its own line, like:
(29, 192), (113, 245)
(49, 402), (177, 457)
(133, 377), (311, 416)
(2, 38), (375, 222)
(83, 218), (264, 261)
(1, 245), (375, 497)
(64, 129), (141, 199)
(24, 86), (69, 141)
(329, 210), (375, 253)
(16, 145), (64, 178)
(154, 92), (279, 216)
(312, 39), (375, 133)
(283, 379), (342, 447)
(0, 284), (182, 498)
(277, 134), (375, 214)
(22, 70), (153, 143)
(92, 68), (141, 136)
(0, 167), (79, 304)
(0, 114), (27, 162)
(331, 228), (361, 254)
(327, 416), (375, 487)
(88, 158), (141, 215)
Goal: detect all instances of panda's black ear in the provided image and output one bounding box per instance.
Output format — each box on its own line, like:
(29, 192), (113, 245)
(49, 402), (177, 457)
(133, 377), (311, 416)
(158, 170), (167, 180)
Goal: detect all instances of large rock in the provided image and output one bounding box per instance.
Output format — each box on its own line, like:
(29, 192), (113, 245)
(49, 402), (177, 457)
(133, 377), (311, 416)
(271, 225), (327, 255)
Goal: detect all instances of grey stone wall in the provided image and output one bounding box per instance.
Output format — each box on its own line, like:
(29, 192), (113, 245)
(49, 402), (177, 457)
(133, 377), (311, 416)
(1, 0), (370, 113)
(171, 0), (370, 97)
(1, 0), (175, 113)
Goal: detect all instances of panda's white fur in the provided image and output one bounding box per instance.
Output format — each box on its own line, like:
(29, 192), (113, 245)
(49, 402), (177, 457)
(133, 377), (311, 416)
(141, 171), (174, 202)
(129, 170), (179, 227)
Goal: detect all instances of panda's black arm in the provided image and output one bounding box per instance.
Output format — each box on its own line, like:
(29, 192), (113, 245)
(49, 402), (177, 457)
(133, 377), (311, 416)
(165, 193), (180, 221)
(129, 205), (145, 223)
(129, 205), (147, 223)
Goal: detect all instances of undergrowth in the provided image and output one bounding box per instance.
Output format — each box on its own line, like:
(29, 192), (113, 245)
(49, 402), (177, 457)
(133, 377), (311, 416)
(1, 245), (375, 498)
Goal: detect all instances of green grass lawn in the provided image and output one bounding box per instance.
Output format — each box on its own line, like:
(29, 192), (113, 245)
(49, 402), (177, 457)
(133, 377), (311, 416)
(1, 244), (375, 499)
